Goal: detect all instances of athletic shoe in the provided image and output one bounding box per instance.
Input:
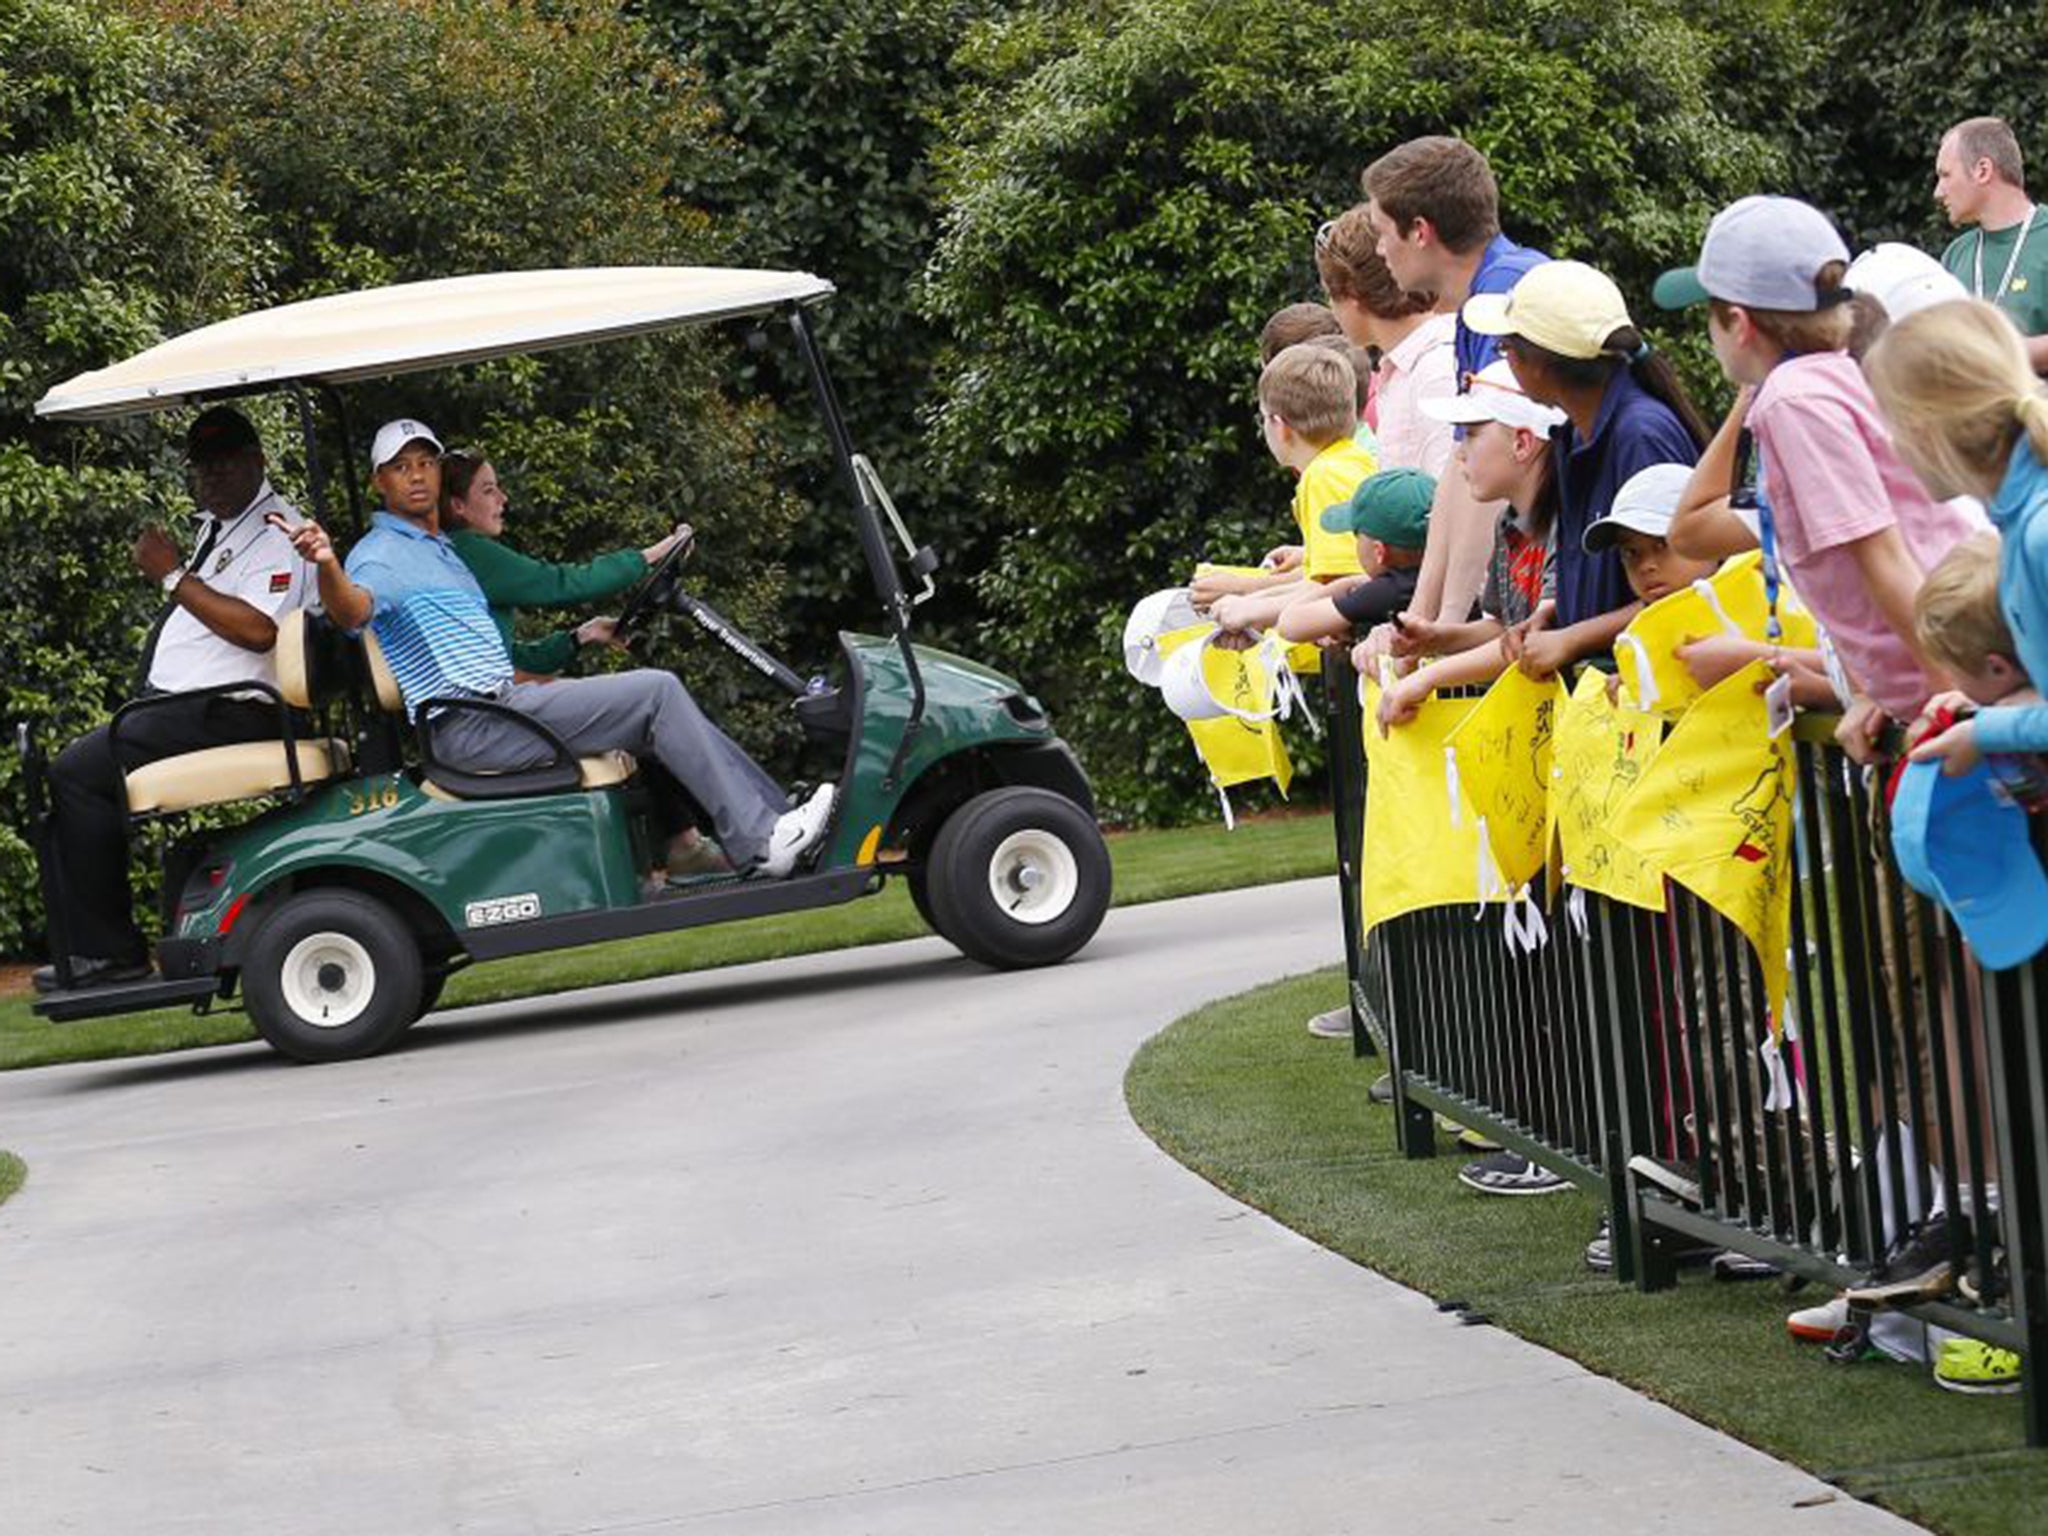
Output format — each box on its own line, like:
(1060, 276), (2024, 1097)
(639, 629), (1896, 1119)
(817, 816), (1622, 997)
(1458, 1150), (1571, 1197)
(30, 954), (151, 992)
(1306, 1006), (1353, 1038)
(1933, 1338), (2023, 1395)
(1844, 1218), (1963, 1308)
(1788, 1295), (1850, 1344)
(1367, 1073), (1394, 1104)
(1455, 1127), (1504, 1154)
(1960, 1247), (2008, 1307)
(1711, 1249), (1779, 1282)
(1627, 1153), (1703, 1207)
(664, 829), (731, 877)
(758, 783), (836, 878)
(1585, 1217), (1614, 1272)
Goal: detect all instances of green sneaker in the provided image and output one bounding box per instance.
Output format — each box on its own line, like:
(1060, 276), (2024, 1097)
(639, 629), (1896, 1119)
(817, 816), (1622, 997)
(1933, 1338), (2023, 1395)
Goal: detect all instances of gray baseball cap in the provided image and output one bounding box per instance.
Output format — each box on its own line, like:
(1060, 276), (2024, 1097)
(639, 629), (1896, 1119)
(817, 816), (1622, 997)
(1653, 195), (1852, 311)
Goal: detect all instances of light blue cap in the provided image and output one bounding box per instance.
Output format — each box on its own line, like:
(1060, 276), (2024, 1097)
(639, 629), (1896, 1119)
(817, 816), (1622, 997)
(1890, 759), (2048, 970)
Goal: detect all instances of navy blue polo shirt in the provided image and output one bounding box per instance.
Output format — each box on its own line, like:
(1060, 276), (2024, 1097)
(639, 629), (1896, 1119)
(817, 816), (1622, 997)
(1455, 233), (1549, 384)
(1550, 370), (1700, 626)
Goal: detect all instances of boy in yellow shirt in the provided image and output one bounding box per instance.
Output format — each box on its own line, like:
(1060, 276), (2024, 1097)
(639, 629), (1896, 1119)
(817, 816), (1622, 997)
(1200, 343), (1379, 633)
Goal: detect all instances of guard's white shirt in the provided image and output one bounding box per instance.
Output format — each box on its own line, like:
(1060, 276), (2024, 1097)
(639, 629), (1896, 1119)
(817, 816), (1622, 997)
(146, 482), (313, 693)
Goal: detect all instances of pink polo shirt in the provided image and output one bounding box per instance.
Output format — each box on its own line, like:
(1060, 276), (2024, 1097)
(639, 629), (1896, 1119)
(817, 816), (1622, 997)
(1750, 351), (1988, 721)
(1372, 312), (1458, 478)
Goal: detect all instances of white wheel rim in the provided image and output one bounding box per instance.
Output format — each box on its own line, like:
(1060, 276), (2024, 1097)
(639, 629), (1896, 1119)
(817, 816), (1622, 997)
(279, 931), (377, 1029)
(987, 829), (1079, 927)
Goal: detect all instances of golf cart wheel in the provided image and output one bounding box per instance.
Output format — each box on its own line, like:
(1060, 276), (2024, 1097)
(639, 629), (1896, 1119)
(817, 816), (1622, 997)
(905, 862), (954, 942)
(926, 788), (1110, 969)
(243, 889), (423, 1063)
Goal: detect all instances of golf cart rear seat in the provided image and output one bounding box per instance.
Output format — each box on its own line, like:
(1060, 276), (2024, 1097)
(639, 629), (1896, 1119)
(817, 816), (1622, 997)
(359, 628), (637, 799)
(120, 609), (353, 816)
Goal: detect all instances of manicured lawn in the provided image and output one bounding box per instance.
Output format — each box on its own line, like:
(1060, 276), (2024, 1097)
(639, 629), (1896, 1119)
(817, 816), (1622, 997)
(1125, 967), (2046, 1536)
(0, 1151), (23, 1208)
(0, 813), (1336, 1072)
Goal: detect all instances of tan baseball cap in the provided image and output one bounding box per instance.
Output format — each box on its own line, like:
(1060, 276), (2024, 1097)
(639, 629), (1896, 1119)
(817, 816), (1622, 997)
(1462, 260), (1633, 361)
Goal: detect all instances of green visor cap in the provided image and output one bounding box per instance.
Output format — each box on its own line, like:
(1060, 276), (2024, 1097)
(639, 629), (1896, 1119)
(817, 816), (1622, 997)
(1321, 467), (1436, 547)
(1652, 266), (1712, 310)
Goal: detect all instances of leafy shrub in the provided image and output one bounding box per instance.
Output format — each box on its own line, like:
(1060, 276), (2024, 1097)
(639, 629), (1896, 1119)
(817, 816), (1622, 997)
(0, 0), (263, 951)
(920, 0), (1821, 823)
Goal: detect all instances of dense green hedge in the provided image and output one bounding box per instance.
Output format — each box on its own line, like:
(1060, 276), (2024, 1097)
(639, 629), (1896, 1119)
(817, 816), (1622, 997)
(918, 0), (1817, 823)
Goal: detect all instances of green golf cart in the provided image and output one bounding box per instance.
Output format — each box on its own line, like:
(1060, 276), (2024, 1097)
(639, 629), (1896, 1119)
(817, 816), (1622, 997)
(22, 267), (1111, 1062)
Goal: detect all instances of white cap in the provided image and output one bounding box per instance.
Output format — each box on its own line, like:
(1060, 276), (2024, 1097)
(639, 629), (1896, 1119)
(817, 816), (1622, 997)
(1583, 462), (1695, 552)
(370, 417), (443, 472)
(1846, 242), (1969, 323)
(1419, 360), (1567, 436)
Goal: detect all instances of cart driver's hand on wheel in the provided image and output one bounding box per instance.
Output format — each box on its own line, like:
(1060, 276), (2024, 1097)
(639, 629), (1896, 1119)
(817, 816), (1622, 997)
(641, 522), (693, 566)
(275, 513), (337, 568)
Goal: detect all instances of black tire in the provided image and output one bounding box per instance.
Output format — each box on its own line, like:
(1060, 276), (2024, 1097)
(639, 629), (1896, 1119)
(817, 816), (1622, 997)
(242, 889), (424, 1063)
(905, 862), (952, 940)
(417, 967), (448, 1020)
(925, 787), (1111, 969)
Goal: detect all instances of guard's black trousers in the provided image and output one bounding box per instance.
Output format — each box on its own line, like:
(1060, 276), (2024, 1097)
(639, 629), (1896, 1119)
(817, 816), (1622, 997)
(42, 696), (280, 961)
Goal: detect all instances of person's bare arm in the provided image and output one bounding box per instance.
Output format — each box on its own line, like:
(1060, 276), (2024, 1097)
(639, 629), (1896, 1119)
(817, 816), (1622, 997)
(1391, 611), (1504, 657)
(132, 526), (276, 652)
(1276, 591), (1351, 643)
(1518, 603), (1640, 680)
(1409, 468), (1500, 625)
(1670, 387), (1760, 561)
(1374, 638), (1511, 732)
(1190, 567), (1293, 608)
(280, 517), (373, 632)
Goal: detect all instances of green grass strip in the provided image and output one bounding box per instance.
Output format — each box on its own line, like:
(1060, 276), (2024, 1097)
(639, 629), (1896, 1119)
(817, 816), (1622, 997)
(1125, 967), (2046, 1536)
(0, 1151), (23, 1208)
(1, 814), (1334, 1072)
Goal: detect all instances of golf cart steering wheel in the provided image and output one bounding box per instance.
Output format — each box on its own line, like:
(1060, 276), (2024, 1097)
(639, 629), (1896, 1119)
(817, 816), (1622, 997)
(613, 524), (695, 640)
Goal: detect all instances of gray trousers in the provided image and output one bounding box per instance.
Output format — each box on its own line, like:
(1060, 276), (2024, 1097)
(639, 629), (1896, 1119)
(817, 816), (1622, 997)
(435, 671), (785, 867)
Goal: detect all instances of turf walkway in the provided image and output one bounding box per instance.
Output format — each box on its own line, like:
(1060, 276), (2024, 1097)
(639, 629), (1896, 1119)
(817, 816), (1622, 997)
(1125, 967), (2046, 1536)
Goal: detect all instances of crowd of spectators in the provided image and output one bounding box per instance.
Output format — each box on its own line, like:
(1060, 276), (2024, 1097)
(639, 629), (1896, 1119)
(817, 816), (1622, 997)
(1185, 118), (2048, 1400)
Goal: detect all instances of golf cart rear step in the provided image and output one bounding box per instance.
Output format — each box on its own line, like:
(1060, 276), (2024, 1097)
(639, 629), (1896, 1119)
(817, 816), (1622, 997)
(33, 974), (224, 1022)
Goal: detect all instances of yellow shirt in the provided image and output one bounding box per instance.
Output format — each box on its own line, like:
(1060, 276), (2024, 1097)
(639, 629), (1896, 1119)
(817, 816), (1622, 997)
(1292, 437), (1377, 578)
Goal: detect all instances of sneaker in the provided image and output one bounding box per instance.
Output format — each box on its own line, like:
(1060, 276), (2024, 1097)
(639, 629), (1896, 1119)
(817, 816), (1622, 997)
(1711, 1249), (1779, 1282)
(31, 954), (152, 992)
(1367, 1073), (1394, 1105)
(1585, 1217), (1614, 1272)
(1933, 1338), (2023, 1395)
(1959, 1247), (2008, 1307)
(1844, 1217), (1964, 1308)
(1306, 1006), (1353, 1038)
(1788, 1295), (1851, 1343)
(1456, 1127), (1504, 1154)
(1627, 1153), (1703, 1207)
(1458, 1150), (1571, 1197)
(665, 829), (731, 878)
(757, 783), (836, 878)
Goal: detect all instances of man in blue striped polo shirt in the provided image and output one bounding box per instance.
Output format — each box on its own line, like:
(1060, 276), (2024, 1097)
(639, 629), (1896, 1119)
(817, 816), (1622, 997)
(280, 419), (833, 878)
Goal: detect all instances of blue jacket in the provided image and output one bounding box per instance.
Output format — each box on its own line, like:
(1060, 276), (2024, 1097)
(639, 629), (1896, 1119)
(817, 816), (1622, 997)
(1972, 437), (2048, 753)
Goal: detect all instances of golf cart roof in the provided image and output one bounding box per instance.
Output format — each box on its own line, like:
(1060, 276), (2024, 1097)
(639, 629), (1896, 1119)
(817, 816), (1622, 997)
(34, 266), (835, 423)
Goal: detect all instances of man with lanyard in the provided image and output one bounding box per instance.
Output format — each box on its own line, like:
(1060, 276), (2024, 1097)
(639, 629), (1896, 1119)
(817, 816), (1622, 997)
(280, 419), (834, 880)
(1936, 115), (2048, 374)
(35, 407), (312, 989)
(1363, 135), (1550, 628)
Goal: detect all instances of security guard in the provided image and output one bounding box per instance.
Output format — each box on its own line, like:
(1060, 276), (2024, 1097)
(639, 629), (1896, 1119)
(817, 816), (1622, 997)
(35, 407), (313, 989)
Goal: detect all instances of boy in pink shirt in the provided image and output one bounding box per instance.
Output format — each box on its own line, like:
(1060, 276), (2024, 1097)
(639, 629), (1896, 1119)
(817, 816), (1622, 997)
(1658, 195), (1985, 758)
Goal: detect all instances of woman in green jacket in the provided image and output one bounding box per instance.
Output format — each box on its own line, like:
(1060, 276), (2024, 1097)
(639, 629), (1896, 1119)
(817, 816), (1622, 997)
(439, 450), (691, 675)
(440, 450), (722, 876)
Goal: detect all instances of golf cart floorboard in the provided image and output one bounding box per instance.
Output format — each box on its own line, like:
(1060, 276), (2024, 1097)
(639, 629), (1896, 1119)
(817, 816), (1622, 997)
(460, 865), (878, 962)
(33, 975), (225, 1023)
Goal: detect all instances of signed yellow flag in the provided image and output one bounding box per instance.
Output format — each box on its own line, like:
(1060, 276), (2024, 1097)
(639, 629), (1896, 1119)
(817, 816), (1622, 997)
(1608, 661), (1795, 1031)
(1613, 551), (1820, 719)
(1361, 683), (1493, 932)
(1442, 665), (1565, 893)
(1547, 669), (1666, 911)
(1157, 623), (1294, 799)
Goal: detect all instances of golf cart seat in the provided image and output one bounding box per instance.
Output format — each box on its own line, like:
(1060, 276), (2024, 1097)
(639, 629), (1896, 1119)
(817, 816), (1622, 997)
(359, 628), (638, 799)
(120, 609), (354, 816)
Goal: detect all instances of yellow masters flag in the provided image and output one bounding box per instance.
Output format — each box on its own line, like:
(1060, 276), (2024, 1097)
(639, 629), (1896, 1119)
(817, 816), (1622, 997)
(1192, 560), (1323, 674)
(1608, 661), (1795, 1030)
(1361, 682), (1492, 932)
(1547, 669), (1666, 911)
(1614, 551), (1820, 719)
(1441, 665), (1565, 893)
(1157, 622), (1294, 800)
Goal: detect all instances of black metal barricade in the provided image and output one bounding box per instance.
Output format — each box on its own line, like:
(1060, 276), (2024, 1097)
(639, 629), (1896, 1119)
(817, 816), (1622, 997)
(1347, 690), (2048, 1442)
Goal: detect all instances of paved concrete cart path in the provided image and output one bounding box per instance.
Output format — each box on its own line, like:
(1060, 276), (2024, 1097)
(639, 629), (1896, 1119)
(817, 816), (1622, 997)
(1, 879), (1915, 1535)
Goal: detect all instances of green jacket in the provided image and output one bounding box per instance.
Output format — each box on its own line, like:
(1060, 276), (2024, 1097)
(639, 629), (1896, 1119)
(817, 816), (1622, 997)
(448, 529), (646, 675)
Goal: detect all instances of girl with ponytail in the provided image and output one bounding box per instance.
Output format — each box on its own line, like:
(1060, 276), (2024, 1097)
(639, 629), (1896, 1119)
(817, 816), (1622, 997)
(1867, 299), (2048, 767)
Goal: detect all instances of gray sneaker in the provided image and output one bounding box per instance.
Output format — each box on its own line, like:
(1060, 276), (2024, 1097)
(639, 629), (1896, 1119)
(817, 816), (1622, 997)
(1306, 1005), (1353, 1038)
(1368, 1073), (1394, 1104)
(1458, 1150), (1572, 1197)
